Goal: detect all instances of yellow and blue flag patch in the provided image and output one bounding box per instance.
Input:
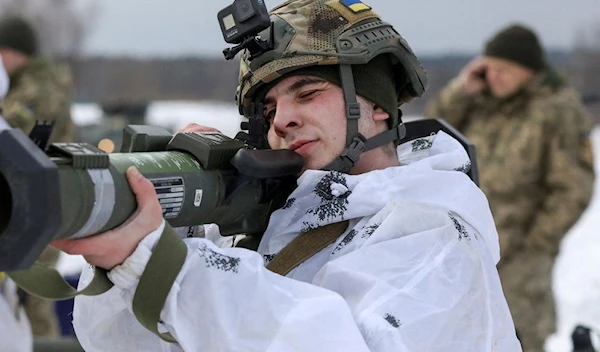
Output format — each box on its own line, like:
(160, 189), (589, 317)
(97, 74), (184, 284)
(339, 0), (371, 13)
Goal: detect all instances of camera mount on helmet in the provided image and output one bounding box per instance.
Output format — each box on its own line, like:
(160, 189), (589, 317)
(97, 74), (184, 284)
(218, 0), (274, 61)
(223, 34), (273, 61)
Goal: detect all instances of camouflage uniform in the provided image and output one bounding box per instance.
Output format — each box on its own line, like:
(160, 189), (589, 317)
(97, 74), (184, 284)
(1, 56), (74, 337)
(1, 56), (75, 143)
(425, 70), (595, 351)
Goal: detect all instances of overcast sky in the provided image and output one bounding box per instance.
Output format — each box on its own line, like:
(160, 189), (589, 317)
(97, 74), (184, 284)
(77, 0), (600, 58)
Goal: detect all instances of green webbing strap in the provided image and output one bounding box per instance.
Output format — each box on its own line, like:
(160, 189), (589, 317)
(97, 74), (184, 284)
(132, 223), (187, 343)
(7, 224), (188, 344)
(7, 262), (113, 300)
(266, 221), (349, 276)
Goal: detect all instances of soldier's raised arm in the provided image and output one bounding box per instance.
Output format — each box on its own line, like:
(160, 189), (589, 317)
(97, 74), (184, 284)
(424, 57), (488, 128)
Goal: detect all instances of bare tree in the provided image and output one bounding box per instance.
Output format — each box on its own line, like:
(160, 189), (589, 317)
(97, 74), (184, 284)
(0, 0), (100, 58)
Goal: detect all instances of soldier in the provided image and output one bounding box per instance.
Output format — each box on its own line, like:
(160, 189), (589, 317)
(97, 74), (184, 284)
(0, 16), (74, 143)
(425, 24), (595, 351)
(0, 15), (76, 338)
(53, 1), (521, 351)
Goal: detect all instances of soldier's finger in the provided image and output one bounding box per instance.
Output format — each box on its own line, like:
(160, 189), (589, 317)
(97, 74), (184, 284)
(126, 167), (163, 230)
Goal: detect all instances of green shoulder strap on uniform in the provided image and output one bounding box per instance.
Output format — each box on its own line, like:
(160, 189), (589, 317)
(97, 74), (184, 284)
(266, 221), (349, 276)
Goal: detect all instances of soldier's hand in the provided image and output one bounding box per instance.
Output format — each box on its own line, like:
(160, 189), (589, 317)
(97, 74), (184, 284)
(51, 167), (163, 270)
(458, 57), (488, 95)
(178, 123), (222, 134)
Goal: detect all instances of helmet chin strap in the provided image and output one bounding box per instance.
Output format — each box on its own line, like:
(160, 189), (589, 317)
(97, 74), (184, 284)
(322, 64), (406, 173)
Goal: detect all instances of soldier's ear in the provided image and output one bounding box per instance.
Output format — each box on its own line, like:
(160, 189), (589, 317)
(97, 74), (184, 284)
(372, 104), (389, 122)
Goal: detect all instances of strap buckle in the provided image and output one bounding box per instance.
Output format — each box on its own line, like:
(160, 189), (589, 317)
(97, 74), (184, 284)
(340, 135), (366, 165)
(346, 103), (361, 121)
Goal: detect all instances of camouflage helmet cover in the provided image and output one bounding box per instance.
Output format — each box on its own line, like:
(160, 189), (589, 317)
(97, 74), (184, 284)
(237, 0), (428, 118)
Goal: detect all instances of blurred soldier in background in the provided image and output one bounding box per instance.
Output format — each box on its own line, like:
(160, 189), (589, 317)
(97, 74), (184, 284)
(425, 24), (595, 351)
(0, 16), (74, 142)
(0, 15), (75, 338)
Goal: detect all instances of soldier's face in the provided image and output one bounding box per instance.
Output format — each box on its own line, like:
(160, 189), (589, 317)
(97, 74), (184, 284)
(0, 49), (30, 75)
(484, 57), (536, 98)
(263, 75), (389, 174)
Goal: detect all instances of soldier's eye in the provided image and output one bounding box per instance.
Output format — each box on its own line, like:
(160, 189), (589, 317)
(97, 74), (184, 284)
(299, 90), (319, 99)
(264, 108), (276, 123)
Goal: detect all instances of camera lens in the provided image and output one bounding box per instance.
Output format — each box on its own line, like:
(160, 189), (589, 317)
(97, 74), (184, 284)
(235, 0), (255, 22)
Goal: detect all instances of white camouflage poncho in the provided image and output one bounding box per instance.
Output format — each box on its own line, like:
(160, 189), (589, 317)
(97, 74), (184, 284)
(73, 131), (522, 352)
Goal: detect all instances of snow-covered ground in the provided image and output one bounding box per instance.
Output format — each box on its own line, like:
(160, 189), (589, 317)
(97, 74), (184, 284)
(65, 104), (600, 351)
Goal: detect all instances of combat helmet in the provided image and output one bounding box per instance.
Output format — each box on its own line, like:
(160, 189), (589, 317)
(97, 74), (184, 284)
(236, 0), (428, 172)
